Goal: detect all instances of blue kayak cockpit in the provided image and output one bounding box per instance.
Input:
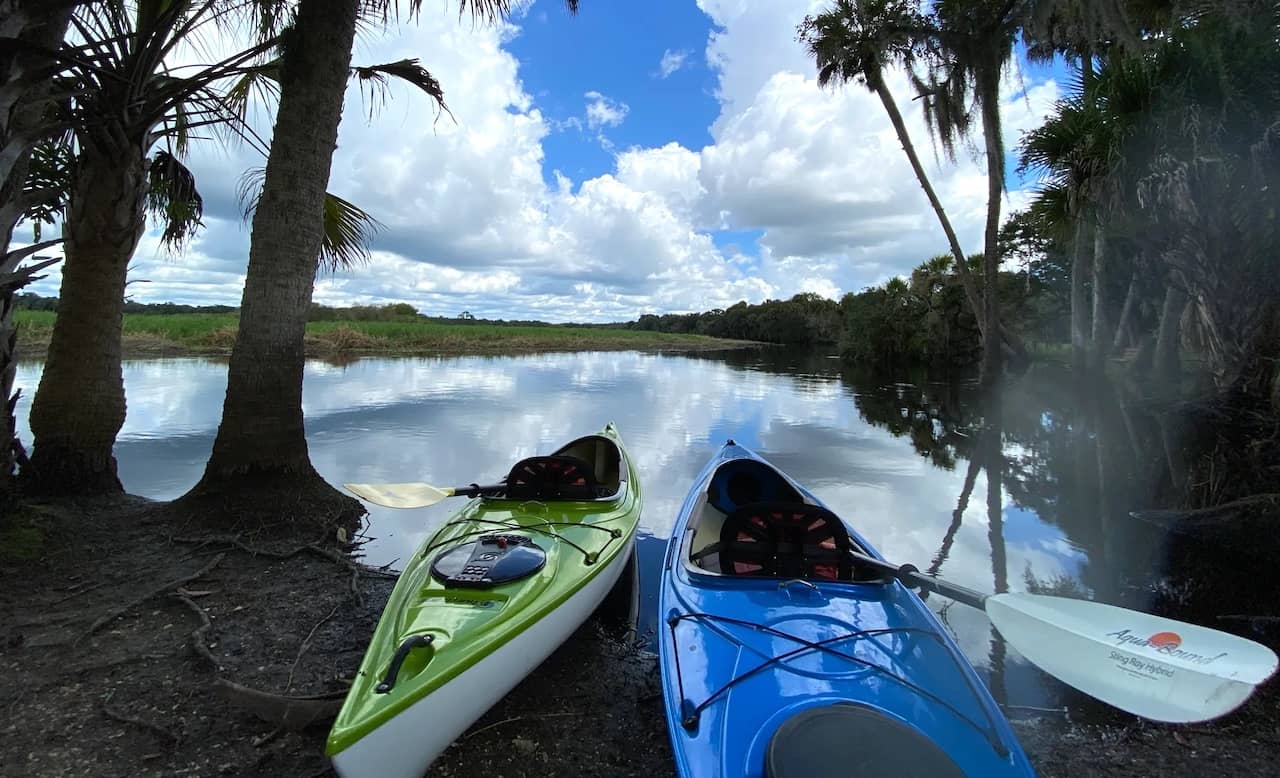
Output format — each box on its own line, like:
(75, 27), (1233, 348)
(682, 457), (883, 583)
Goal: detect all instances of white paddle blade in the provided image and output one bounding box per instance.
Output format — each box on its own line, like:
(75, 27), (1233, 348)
(343, 482), (454, 509)
(988, 593), (1278, 723)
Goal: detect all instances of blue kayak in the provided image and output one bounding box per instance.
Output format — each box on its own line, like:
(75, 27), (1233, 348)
(658, 441), (1035, 777)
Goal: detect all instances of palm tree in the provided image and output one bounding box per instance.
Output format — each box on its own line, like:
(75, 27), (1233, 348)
(802, 0), (1030, 380)
(0, 0), (80, 503)
(800, 0), (988, 336)
(913, 0), (1021, 382)
(23, 0), (278, 494)
(182, 0), (582, 527)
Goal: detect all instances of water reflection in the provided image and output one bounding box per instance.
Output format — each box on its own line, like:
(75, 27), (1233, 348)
(12, 349), (1198, 716)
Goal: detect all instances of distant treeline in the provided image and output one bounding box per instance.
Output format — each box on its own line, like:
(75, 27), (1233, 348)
(15, 293), (847, 344)
(16, 293), (238, 315)
(15, 295), (566, 327)
(621, 293), (843, 344)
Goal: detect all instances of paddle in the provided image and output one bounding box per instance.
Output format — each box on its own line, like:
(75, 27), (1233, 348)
(343, 482), (503, 509)
(849, 549), (1279, 724)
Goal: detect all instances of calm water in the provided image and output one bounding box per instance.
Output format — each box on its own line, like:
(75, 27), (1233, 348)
(13, 348), (1203, 715)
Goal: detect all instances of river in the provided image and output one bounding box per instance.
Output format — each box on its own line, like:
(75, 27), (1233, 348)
(13, 347), (1231, 717)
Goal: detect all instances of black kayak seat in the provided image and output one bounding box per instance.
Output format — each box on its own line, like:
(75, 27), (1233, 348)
(504, 455), (600, 501)
(709, 501), (853, 581)
(765, 704), (966, 778)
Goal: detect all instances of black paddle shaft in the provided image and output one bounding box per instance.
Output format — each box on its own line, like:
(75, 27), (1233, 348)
(455, 483), (506, 497)
(849, 551), (988, 610)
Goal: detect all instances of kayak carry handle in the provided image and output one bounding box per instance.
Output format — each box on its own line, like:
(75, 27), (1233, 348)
(375, 634), (434, 694)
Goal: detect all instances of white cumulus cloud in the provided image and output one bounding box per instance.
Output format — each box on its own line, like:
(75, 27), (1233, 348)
(19, 0), (1059, 324)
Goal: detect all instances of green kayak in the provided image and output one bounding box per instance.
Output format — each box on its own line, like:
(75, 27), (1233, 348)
(327, 423), (641, 777)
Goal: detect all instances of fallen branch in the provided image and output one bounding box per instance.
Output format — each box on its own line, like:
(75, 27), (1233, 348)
(286, 603), (342, 692)
(214, 678), (346, 731)
(101, 698), (179, 743)
(87, 553), (226, 636)
(172, 592), (220, 671)
(305, 544), (398, 579)
(1130, 493), (1280, 528)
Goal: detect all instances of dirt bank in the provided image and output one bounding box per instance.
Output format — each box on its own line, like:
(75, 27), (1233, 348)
(1, 496), (1275, 777)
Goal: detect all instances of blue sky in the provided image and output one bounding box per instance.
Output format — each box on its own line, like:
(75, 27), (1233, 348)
(25, 0), (1064, 322)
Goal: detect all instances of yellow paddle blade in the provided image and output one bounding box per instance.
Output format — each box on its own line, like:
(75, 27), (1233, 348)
(343, 482), (455, 509)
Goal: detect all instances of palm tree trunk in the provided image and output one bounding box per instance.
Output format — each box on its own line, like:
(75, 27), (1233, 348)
(0, 1), (75, 503)
(187, 0), (362, 525)
(1153, 284), (1186, 381)
(978, 70), (1003, 384)
(0, 1), (76, 244)
(1111, 272), (1138, 355)
(25, 143), (146, 494)
(1070, 217), (1092, 369)
(869, 70), (985, 333)
(1089, 217), (1109, 369)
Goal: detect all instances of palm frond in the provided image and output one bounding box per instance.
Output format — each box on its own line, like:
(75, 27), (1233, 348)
(224, 57), (282, 122)
(20, 138), (75, 242)
(236, 166), (382, 271)
(320, 191), (383, 271)
(352, 58), (451, 121)
(146, 149), (204, 250)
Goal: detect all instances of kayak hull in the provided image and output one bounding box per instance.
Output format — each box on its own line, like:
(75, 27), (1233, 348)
(330, 537), (634, 777)
(658, 442), (1035, 778)
(328, 423), (641, 777)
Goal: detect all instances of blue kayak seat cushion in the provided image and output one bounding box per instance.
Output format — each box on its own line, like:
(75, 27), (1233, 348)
(504, 455), (600, 501)
(707, 501), (853, 581)
(706, 459), (803, 515)
(765, 704), (966, 778)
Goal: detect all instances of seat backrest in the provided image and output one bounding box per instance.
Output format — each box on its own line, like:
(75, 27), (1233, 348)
(717, 502), (853, 581)
(504, 455), (600, 501)
(706, 459), (803, 515)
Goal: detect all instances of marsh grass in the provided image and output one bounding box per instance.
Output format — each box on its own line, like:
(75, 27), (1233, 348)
(14, 310), (738, 356)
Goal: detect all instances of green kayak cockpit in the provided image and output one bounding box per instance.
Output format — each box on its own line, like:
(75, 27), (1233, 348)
(487, 433), (629, 503)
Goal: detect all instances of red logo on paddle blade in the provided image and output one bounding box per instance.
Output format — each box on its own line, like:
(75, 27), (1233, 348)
(1148, 632), (1182, 651)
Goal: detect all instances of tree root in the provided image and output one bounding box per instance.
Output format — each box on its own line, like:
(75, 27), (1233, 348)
(101, 697), (179, 743)
(172, 592), (220, 671)
(287, 603), (342, 692)
(87, 553), (226, 636)
(214, 678), (346, 732)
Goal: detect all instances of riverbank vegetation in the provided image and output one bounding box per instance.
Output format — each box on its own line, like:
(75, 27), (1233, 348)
(13, 308), (740, 358)
(798, 0), (1280, 414)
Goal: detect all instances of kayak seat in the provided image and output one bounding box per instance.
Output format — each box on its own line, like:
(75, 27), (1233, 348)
(706, 459), (804, 515)
(504, 455), (600, 501)
(551, 434), (624, 498)
(764, 704), (966, 778)
(698, 502), (853, 581)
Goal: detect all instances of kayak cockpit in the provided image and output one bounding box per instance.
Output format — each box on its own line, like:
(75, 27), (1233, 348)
(682, 458), (883, 583)
(487, 434), (628, 502)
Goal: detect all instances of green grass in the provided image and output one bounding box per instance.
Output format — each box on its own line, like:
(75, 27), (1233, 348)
(15, 310), (740, 355)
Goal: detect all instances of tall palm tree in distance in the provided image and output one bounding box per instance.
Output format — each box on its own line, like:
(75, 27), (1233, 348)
(801, 0), (989, 338)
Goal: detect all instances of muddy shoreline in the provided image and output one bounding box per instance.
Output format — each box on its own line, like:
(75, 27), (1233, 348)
(2, 496), (1276, 777)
